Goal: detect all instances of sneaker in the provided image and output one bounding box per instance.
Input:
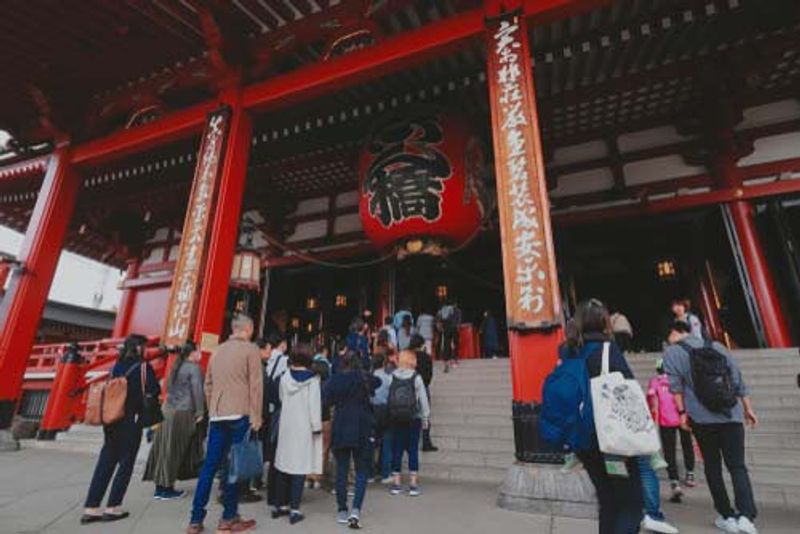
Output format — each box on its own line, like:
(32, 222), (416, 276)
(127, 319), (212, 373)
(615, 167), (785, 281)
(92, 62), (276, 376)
(737, 517), (758, 534)
(408, 486), (421, 497)
(380, 477), (393, 485)
(312, 480), (322, 490)
(158, 489), (186, 501)
(669, 481), (683, 503)
(348, 509), (362, 529)
(642, 514), (679, 534)
(185, 523), (204, 534)
(389, 484), (403, 495)
(422, 444), (439, 452)
(336, 510), (349, 525)
(289, 511), (305, 525)
(714, 516), (740, 533)
(685, 472), (697, 488)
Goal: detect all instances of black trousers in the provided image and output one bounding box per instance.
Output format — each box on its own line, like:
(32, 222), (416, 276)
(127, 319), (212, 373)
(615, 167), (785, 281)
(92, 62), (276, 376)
(576, 447), (643, 534)
(85, 418), (142, 508)
(692, 422), (757, 520)
(441, 326), (458, 361)
(266, 440), (290, 506)
(275, 471), (305, 511)
(659, 425), (695, 481)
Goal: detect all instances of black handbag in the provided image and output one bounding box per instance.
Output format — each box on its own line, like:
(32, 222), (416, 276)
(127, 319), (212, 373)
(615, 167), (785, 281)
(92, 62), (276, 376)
(138, 364), (164, 427)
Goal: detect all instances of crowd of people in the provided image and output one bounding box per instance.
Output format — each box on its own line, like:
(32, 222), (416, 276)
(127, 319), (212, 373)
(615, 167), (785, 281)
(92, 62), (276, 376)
(79, 308), (448, 532)
(544, 298), (759, 534)
(76, 294), (761, 534)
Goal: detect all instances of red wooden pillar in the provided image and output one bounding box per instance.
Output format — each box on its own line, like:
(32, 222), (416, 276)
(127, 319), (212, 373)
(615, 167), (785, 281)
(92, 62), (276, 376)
(715, 151), (792, 347)
(111, 258), (140, 338)
(728, 200), (792, 347)
(486, 10), (563, 462)
(697, 262), (726, 344)
(193, 88), (253, 351)
(0, 147), (82, 430)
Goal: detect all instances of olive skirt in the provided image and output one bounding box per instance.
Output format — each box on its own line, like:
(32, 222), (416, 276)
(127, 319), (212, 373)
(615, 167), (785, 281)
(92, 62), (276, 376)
(143, 407), (205, 486)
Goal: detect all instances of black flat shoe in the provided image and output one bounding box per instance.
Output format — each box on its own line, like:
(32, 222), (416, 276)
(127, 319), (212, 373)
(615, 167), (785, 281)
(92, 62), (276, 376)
(101, 511), (130, 522)
(271, 508), (289, 519)
(80, 514), (103, 525)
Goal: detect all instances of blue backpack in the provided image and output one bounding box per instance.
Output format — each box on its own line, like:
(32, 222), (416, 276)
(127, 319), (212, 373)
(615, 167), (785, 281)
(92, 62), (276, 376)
(539, 343), (595, 452)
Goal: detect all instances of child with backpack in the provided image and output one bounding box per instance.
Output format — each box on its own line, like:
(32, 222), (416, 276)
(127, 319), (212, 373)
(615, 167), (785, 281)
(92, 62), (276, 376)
(387, 350), (430, 496)
(648, 358), (696, 502)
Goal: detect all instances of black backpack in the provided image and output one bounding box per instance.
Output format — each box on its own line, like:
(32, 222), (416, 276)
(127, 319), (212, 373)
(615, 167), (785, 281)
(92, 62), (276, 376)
(388, 373), (418, 423)
(265, 355), (286, 415)
(679, 341), (738, 414)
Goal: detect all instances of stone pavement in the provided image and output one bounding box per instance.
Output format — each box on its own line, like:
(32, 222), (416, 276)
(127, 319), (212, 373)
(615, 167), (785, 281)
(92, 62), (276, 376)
(1, 448), (799, 534)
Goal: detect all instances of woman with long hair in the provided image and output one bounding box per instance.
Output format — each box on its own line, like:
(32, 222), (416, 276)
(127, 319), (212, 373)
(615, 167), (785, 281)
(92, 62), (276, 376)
(565, 299), (644, 534)
(81, 334), (160, 524)
(324, 349), (379, 528)
(143, 341), (206, 500)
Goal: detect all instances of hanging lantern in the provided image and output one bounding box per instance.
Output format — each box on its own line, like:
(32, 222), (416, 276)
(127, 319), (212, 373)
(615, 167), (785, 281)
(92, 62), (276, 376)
(230, 250), (261, 290)
(359, 107), (489, 253)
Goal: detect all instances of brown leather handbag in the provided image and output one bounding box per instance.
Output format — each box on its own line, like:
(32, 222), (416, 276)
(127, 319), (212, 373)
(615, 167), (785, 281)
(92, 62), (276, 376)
(84, 364), (138, 426)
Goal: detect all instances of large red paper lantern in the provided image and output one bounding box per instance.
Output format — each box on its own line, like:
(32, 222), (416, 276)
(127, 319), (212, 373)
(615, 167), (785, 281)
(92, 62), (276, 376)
(359, 109), (487, 252)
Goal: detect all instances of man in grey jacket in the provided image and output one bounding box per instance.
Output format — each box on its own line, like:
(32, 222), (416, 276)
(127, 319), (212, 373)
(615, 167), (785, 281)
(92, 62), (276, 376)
(663, 321), (759, 534)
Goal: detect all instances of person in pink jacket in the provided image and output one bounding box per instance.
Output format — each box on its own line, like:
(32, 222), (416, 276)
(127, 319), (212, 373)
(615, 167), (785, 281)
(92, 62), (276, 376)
(648, 358), (697, 502)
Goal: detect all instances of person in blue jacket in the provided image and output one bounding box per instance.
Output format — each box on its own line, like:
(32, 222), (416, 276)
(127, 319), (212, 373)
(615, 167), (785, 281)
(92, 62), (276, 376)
(343, 317), (371, 372)
(323, 349), (380, 529)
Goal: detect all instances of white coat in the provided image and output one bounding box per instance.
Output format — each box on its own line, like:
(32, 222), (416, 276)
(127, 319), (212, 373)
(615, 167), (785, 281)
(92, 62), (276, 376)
(274, 369), (323, 475)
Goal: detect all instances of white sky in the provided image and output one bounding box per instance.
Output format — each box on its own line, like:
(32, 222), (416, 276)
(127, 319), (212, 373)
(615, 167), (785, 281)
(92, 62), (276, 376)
(0, 225), (122, 312)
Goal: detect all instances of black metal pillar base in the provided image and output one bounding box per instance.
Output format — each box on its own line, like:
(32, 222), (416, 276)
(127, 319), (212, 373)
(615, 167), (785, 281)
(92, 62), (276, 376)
(512, 401), (564, 464)
(37, 429), (59, 441)
(0, 400), (15, 430)
(0, 401), (20, 452)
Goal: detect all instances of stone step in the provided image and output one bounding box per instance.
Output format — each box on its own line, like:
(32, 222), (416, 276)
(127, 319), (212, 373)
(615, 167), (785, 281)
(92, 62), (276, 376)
(431, 423), (513, 440)
(745, 433), (800, 450)
(431, 435), (515, 453)
(422, 449), (514, 470)
(433, 413), (514, 427)
(423, 462), (507, 485)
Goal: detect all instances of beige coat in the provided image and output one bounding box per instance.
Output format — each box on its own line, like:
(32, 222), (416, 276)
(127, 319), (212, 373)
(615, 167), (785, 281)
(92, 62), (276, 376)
(275, 371), (323, 475)
(204, 337), (263, 429)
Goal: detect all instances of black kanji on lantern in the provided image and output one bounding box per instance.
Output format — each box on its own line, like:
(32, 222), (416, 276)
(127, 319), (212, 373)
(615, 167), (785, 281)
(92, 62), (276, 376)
(364, 116), (452, 227)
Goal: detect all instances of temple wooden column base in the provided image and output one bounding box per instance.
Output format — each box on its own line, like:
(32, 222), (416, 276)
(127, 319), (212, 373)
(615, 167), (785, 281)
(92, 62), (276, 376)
(497, 462), (597, 519)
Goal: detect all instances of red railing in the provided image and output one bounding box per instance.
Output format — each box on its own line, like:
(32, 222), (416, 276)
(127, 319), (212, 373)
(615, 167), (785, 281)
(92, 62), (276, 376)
(35, 336), (166, 438)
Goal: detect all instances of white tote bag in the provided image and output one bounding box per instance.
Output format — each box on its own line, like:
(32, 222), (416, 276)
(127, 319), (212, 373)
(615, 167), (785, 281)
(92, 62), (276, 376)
(590, 342), (661, 456)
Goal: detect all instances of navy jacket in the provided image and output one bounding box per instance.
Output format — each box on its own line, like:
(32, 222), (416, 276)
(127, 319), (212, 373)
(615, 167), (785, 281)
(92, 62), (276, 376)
(323, 370), (379, 450)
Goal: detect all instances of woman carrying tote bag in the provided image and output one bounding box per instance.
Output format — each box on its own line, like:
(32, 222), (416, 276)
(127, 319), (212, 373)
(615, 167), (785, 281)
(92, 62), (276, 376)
(564, 300), (644, 534)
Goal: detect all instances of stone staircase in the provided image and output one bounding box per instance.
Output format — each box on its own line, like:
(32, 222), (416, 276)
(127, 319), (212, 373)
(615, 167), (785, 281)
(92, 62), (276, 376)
(426, 359), (514, 484)
(425, 350), (800, 509)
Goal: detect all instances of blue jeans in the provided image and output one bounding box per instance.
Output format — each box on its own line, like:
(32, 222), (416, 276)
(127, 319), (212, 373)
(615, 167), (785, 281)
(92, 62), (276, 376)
(335, 445), (372, 512)
(85, 418), (142, 508)
(380, 428), (394, 479)
(190, 417), (250, 525)
(637, 456), (664, 520)
(391, 420), (421, 474)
